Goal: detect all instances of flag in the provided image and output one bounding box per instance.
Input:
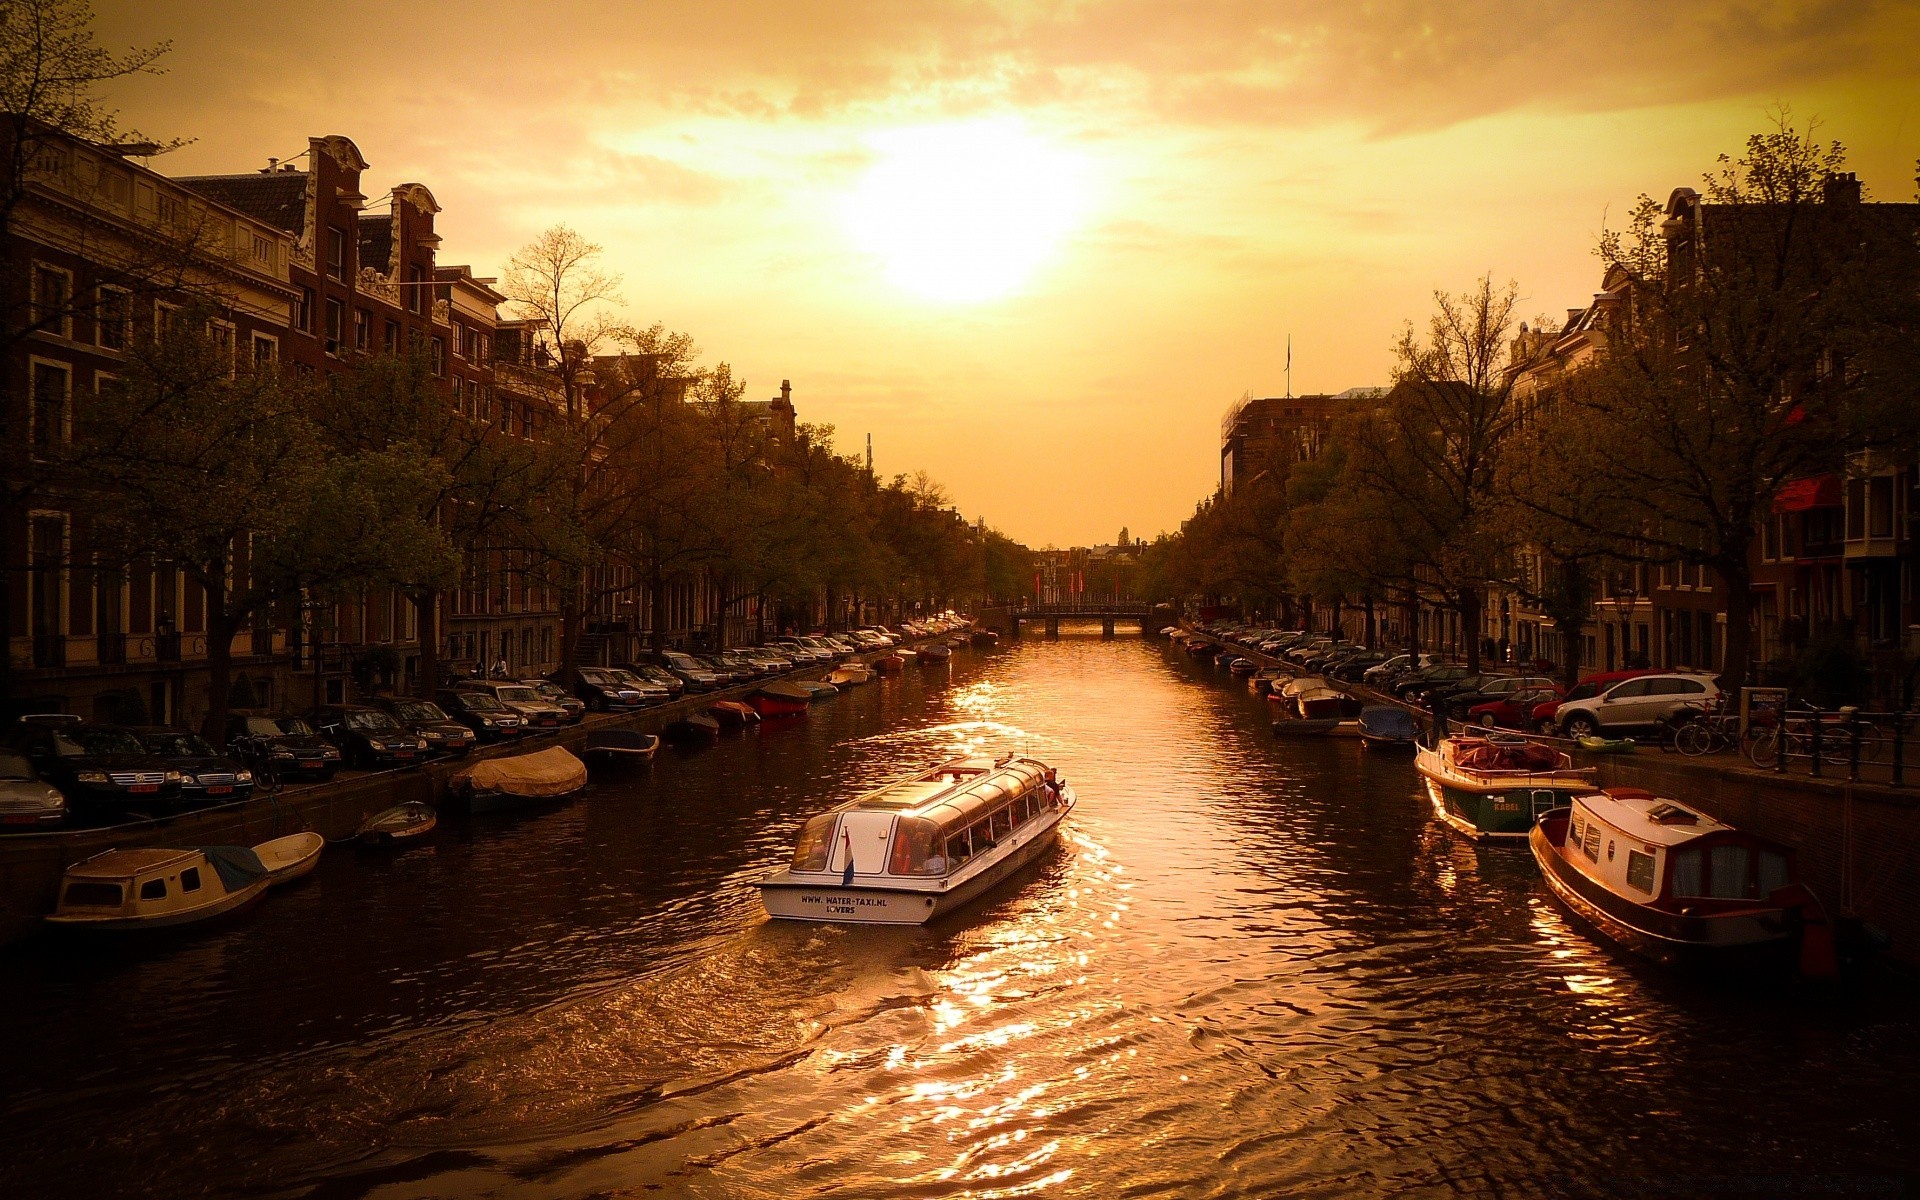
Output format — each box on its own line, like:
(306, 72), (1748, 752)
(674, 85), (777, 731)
(841, 827), (856, 887)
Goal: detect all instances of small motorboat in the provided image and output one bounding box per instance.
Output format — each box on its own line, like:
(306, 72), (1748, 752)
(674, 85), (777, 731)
(1357, 706), (1419, 749)
(709, 700), (763, 728)
(1577, 734), (1637, 754)
(1415, 733), (1595, 840)
(750, 681), (814, 717)
(1532, 788), (1838, 978)
(357, 801), (438, 845)
(828, 664), (873, 688)
(1185, 639), (1220, 658)
(920, 644), (952, 663)
(797, 680), (840, 700)
(874, 653), (906, 674)
(665, 713), (722, 742)
(1228, 657), (1259, 677)
(1252, 669), (1289, 694)
(46, 846), (270, 933)
(253, 832), (324, 885)
(583, 728), (660, 768)
(454, 746), (589, 814)
(970, 629), (999, 648)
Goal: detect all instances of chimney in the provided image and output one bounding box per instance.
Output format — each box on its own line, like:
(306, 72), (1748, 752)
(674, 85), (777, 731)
(779, 379), (791, 405)
(1823, 172), (1860, 204)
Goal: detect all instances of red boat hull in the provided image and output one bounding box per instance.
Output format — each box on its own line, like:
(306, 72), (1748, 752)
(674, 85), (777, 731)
(748, 692), (809, 718)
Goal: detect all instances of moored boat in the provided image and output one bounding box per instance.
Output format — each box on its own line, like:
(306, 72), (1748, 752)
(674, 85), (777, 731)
(760, 754), (1075, 925)
(1227, 657), (1259, 677)
(709, 699), (763, 728)
(796, 680), (840, 700)
(827, 664), (873, 687)
(873, 653), (905, 674)
(1357, 705), (1419, 749)
(253, 832), (324, 885)
(357, 801), (438, 845)
(749, 681), (814, 717)
(583, 728), (660, 768)
(46, 846), (271, 933)
(454, 746), (589, 813)
(1415, 733), (1596, 840)
(1531, 789), (1837, 978)
(1252, 669), (1289, 694)
(970, 629), (999, 647)
(920, 644), (952, 663)
(665, 713), (722, 742)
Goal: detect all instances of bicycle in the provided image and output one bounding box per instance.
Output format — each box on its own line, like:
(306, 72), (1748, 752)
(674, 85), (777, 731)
(1745, 706), (1886, 769)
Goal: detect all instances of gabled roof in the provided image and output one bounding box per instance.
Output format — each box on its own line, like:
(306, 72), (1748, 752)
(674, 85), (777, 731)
(173, 171), (308, 233)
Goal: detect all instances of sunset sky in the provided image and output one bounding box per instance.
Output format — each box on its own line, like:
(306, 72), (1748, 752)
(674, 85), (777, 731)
(97, 2), (1920, 547)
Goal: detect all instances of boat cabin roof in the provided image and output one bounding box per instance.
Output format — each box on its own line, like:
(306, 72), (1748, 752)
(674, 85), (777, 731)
(1574, 789), (1734, 848)
(68, 847), (200, 879)
(845, 756), (1049, 822)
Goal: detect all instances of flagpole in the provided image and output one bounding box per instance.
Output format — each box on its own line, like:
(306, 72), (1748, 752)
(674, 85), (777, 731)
(1286, 334), (1292, 400)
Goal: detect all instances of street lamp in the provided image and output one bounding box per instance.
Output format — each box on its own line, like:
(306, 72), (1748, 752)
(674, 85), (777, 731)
(1609, 573), (1638, 669)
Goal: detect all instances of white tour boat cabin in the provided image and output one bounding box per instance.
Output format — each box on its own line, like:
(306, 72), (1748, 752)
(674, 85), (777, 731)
(760, 754), (1074, 925)
(1532, 788), (1837, 977)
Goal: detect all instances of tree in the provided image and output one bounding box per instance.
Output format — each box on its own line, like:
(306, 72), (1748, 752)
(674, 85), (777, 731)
(1507, 118), (1920, 691)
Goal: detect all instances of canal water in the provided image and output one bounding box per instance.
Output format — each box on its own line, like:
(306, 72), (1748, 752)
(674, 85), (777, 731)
(2, 632), (1916, 1199)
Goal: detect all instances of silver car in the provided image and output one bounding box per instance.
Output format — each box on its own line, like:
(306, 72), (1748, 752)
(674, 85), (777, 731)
(0, 751), (66, 830)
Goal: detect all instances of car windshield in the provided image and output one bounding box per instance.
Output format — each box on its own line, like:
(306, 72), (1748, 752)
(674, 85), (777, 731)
(578, 669), (611, 684)
(497, 687), (540, 703)
(345, 711), (399, 731)
(0, 752), (36, 779)
(458, 693), (506, 712)
(241, 717), (284, 737)
(392, 701), (447, 722)
(278, 717), (318, 736)
(52, 728), (145, 756)
(138, 732), (215, 757)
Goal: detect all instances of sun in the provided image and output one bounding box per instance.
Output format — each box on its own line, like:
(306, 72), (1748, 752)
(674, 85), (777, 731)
(842, 119), (1089, 304)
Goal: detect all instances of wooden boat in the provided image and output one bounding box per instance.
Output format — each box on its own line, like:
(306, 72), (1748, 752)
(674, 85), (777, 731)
(827, 664), (873, 688)
(1357, 705), (1419, 749)
(760, 754), (1075, 925)
(45, 846), (270, 933)
(1252, 669), (1289, 694)
(1415, 733), (1596, 840)
(1227, 657), (1259, 677)
(583, 728), (659, 768)
(796, 680), (840, 699)
(1577, 734), (1637, 754)
(357, 801), (437, 845)
(920, 644), (952, 663)
(709, 700), (763, 728)
(665, 713), (722, 742)
(1268, 675), (1328, 714)
(454, 746), (588, 814)
(970, 629), (999, 647)
(253, 832), (324, 885)
(750, 681), (814, 717)
(874, 653), (906, 674)
(1532, 789), (1837, 978)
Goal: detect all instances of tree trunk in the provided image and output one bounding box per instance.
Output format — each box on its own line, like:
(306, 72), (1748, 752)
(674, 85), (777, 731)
(1555, 613), (1584, 689)
(824, 584), (839, 633)
(1718, 556), (1754, 695)
(413, 587), (440, 697)
(557, 576), (583, 674)
(1363, 595), (1377, 649)
(1460, 587), (1482, 672)
(201, 568), (236, 743)
(649, 574), (669, 654)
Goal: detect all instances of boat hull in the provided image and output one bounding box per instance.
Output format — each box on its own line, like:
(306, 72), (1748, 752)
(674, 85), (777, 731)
(1530, 815), (1800, 974)
(466, 785), (583, 814)
(748, 692), (810, 717)
(44, 878), (269, 933)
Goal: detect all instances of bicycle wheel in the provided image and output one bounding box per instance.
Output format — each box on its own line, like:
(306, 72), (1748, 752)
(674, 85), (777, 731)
(1851, 725), (1889, 764)
(1674, 722), (1713, 756)
(1746, 728), (1781, 767)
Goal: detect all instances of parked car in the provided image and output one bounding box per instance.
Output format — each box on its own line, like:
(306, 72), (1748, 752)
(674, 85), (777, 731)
(460, 682), (569, 730)
(369, 697), (478, 758)
(1528, 669), (1659, 730)
(129, 727), (255, 805)
(616, 665), (680, 701)
(1556, 673), (1723, 738)
(1393, 665), (1473, 703)
(0, 750), (68, 830)
(224, 710), (342, 780)
(1439, 675), (1559, 721)
(521, 680), (587, 724)
(305, 704), (431, 770)
(4, 722), (184, 820)
(435, 689), (526, 742)
(557, 666), (646, 711)
(648, 652), (722, 692)
(1466, 686), (1563, 730)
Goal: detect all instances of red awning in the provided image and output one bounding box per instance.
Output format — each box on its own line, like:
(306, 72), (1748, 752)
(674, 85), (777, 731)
(1772, 474), (1842, 513)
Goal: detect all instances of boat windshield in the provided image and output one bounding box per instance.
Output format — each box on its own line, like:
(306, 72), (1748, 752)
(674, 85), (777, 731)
(791, 813), (837, 871)
(888, 816), (947, 876)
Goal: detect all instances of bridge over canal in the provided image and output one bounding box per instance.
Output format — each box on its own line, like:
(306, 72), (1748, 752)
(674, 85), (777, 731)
(977, 601), (1167, 639)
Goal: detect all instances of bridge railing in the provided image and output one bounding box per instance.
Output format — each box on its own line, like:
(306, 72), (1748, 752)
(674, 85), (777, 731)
(1006, 600), (1155, 616)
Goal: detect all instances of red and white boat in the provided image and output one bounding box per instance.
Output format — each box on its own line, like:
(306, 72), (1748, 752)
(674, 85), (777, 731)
(748, 681), (813, 718)
(1531, 788), (1837, 978)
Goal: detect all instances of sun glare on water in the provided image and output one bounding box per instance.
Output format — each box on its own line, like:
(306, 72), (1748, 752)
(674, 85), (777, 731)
(842, 119), (1089, 304)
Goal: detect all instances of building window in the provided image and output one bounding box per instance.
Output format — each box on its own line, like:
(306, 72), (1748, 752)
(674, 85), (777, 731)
(1870, 477), (1894, 539)
(521, 407), (534, 439)
(451, 324), (466, 359)
(30, 360), (70, 452)
(450, 376), (463, 403)
(251, 233), (273, 264)
(354, 307), (370, 351)
(326, 227), (347, 281)
(96, 287), (129, 350)
(407, 266), (427, 314)
(33, 265), (72, 338)
(431, 337), (445, 376)
(324, 298), (344, 356)
(210, 321), (234, 368)
(383, 319), (399, 354)
(295, 286), (313, 333)
(498, 394), (513, 427)
(1846, 478), (1867, 541)
(252, 334), (277, 367)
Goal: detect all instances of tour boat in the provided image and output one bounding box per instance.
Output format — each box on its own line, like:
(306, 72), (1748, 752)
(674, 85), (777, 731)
(583, 728), (659, 769)
(253, 832), (324, 885)
(357, 801), (438, 845)
(454, 746), (589, 814)
(750, 681), (814, 717)
(1531, 789), (1837, 978)
(46, 846), (271, 933)
(1357, 705), (1419, 749)
(708, 700), (763, 728)
(1415, 733), (1596, 840)
(760, 754), (1075, 925)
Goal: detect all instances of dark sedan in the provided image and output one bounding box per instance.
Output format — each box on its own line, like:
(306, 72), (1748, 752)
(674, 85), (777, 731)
(1393, 666), (1474, 704)
(306, 704), (430, 770)
(435, 690), (526, 742)
(224, 711), (342, 780)
(370, 697), (477, 758)
(130, 727), (255, 805)
(3, 722), (184, 820)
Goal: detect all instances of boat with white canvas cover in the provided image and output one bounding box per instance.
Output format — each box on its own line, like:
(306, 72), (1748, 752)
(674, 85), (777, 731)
(760, 754), (1074, 925)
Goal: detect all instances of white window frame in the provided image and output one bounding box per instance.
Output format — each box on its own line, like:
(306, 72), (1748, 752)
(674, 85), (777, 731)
(27, 356), (72, 456)
(27, 508), (71, 638)
(32, 262), (74, 339)
(95, 284), (130, 351)
(251, 332), (278, 368)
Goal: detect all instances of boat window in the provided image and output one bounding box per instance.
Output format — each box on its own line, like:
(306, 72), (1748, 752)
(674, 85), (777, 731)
(139, 878), (167, 901)
(1671, 849), (1704, 897)
(889, 817), (946, 876)
(948, 827), (973, 866)
(1570, 813), (1584, 845)
(1581, 821), (1602, 862)
(1625, 850), (1657, 894)
(180, 867), (201, 892)
(1709, 845), (1752, 899)
(791, 814), (837, 871)
(990, 807), (1013, 839)
(63, 882), (122, 907)
(1757, 851), (1789, 896)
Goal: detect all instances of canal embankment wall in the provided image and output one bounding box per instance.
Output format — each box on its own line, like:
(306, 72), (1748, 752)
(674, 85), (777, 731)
(1181, 628), (1920, 966)
(0, 647), (914, 948)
